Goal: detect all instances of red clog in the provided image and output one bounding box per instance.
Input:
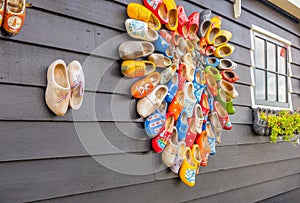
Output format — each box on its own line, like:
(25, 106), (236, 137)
(143, 0), (168, 24)
(221, 70), (240, 83)
(185, 118), (197, 148)
(200, 93), (210, 121)
(177, 5), (188, 38)
(178, 63), (187, 91)
(187, 12), (199, 40)
(214, 101), (232, 130)
(152, 112), (175, 153)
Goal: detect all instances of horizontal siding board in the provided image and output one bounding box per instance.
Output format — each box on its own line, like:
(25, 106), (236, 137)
(0, 84), (251, 122)
(186, 174), (300, 203)
(155, 142), (300, 181)
(0, 8), (122, 56)
(0, 121), (151, 162)
(186, 0), (300, 48)
(291, 64), (300, 79)
(0, 84), (141, 122)
(291, 94), (300, 110)
(227, 0), (300, 36)
(291, 47), (300, 66)
(291, 78), (300, 94)
(31, 161), (300, 203)
(234, 64), (252, 85)
(0, 156), (155, 203)
(0, 40), (136, 95)
(29, 0), (127, 30)
(258, 187), (300, 203)
(0, 122), (270, 162)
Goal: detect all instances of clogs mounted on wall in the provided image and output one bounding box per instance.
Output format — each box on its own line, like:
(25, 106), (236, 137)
(120, 0), (240, 187)
(1, 0), (29, 35)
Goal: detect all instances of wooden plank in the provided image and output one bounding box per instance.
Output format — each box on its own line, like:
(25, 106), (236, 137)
(257, 187), (300, 203)
(0, 121), (271, 162)
(30, 161), (300, 203)
(0, 39), (135, 95)
(291, 64), (300, 79)
(155, 142), (300, 180)
(0, 156), (155, 203)
(291, 47), (300, 66)
(0, 9), (122, 56)
(29, 0), (127, 30)
(227, 0), (300, 37)
(186, 174), (300, 203)
(291, 78), (300, 94)
(0, 84), (141, 122)
(234, 64), (252, 85)
(185, 0), (300, 48)
(0, 84), (251, 122)
(292, 94), (300, 110)
(0, 121), (151, 162)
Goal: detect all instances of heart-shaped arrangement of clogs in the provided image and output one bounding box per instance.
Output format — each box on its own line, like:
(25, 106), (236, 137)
(119, 0), (239, 187)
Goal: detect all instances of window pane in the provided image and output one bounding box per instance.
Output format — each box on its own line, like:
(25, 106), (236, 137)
(267, 42), (276, 72)
(267, 73), (277, 101)
(255, 37), (265, 69)
(278, 46), (286, 74)
(255, 69), (265, 100)
(278, 76), (287, 103)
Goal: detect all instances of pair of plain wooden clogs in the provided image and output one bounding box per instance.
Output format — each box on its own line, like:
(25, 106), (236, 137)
(45, 60), (85, 116)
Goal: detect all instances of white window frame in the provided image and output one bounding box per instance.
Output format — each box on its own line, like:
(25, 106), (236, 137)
(250, 25), (293, 110)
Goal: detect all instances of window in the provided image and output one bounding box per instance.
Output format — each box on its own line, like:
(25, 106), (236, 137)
(250, 25), (292, 109)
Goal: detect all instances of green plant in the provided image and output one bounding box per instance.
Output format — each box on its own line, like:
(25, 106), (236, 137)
(264, 110), (300, 144)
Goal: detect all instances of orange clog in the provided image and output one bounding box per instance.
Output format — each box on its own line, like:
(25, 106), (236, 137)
(127, 3), (161, 30)
(168, 90), (185, 120)
(131, 72), (161, 98)
(0, 0), (4, 26)
(3, 0), (26, 35)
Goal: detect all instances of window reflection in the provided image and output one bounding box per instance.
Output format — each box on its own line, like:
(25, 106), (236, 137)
(255, 37), (265, 69)
(277, 46), (286, 74)
(255, 69), (265, 100)
(278, 76), (287, 103)
(267, 42), (276, 72)
(267, 73), (276, 101)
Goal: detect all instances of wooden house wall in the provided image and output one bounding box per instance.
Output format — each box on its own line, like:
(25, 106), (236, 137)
(0, 0), (299, 202)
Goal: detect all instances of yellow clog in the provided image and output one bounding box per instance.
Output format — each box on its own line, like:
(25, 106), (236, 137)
(127, 3), (161, 30)
(205, 16), (222, 45)
(164, 0), (178, 31)
(121, 60), (156, 78)
(179, 148), (197, 187)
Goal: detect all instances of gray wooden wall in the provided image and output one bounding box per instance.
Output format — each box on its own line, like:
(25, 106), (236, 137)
(0, 0), (299, 202)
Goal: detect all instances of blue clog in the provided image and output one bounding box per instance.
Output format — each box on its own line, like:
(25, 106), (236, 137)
(165, 72), (179, 102)
(154, 34), (173, 58)
(144, 101), (167, 138)
(176, 110), (189, 141)
(193, 69), (207, 103)
(205, 57), (220, 67)
(206, 121), (216, 155)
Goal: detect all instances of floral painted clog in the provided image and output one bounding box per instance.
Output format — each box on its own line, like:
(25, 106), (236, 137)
(125, 19), (158, 42)
(148, 53), (172, 68)
(168, 90), (185, 120)
(183, 82), (196, 117)
(214, 101), (232, 130)
(206, 121), (216, 155)
(177, 5), (189, 38)
(160, 63), (177, 84)
(185, 118), (197, 148)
